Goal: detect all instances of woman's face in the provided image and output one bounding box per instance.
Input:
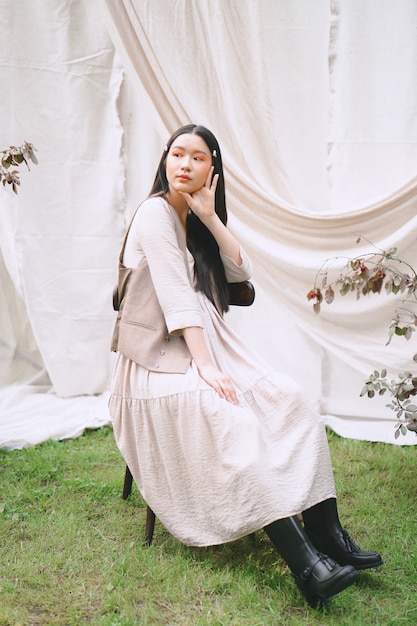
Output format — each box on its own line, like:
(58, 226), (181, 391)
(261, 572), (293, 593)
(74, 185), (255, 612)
(165, 133), (212, 195)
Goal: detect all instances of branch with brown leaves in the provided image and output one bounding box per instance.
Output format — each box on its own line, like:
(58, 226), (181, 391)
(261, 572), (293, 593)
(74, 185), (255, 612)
(1, 142), (38, 194)
(307, 238), (417, 438)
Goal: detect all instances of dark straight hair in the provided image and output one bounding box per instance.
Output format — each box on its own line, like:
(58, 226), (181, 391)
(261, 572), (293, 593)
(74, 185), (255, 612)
(149, 124), (230, 314)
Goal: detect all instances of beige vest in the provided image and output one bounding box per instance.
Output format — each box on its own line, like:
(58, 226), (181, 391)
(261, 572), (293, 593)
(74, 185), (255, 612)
(110, 207), (193, 373)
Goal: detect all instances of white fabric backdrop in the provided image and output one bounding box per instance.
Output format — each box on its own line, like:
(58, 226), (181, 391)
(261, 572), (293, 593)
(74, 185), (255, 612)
(1, 0), (417, 448)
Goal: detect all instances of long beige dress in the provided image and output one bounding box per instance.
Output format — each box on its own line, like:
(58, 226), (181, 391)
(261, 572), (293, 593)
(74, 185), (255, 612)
(109, 199), (336, 547)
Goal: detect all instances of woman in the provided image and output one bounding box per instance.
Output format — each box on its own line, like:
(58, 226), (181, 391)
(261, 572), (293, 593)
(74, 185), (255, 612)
(109, 124), (382, 608)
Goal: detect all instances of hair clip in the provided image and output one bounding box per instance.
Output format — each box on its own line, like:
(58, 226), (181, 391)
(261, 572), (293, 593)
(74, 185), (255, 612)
(212, 150), (217, 157)
(164, 145), (168, 152)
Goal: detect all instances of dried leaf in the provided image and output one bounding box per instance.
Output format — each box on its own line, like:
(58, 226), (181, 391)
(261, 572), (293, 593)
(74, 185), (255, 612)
(325, 286), (334, 304)
(360, 385), (369, 397)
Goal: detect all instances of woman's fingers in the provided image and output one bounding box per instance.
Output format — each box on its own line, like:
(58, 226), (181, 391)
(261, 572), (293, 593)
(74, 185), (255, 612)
(205, 167), (219, 191)
(210, 173), (219, 193)
(196, 364), (238, 405)
(180, 171), (218, 220)
(205, 166), (214, 187)
(213, 376), (238, 405)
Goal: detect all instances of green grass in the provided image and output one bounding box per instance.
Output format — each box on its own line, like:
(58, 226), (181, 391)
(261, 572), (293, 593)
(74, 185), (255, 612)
(0, 427), (415, 625)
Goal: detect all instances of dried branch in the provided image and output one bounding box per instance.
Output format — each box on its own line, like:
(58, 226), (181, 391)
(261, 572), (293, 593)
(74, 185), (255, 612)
(1, 141), (38, 194)
(307, 238), (417, 438)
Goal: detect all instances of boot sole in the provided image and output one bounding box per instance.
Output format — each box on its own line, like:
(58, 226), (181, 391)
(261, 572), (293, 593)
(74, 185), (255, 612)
(353, 557), (384, 571)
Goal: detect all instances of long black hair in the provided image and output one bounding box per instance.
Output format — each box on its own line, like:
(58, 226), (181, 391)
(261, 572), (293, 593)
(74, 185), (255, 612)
(149, 124), (230, 314)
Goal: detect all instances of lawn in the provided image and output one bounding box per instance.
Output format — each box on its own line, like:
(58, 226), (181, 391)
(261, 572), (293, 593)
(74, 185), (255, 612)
(0, 427), (415, 625)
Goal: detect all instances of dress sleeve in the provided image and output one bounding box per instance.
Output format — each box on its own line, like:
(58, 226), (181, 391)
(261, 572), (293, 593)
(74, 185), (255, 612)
(129, 198), (203, 333)
(221, 246), (253, 282)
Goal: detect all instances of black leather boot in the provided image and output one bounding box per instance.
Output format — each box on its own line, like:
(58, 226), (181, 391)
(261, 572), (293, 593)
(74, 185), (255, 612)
(302, 498), (383, 570)
(264, 516), (358, 608)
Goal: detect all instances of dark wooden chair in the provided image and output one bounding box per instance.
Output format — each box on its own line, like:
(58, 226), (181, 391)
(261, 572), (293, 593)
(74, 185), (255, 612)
(121, 280), (255, 545)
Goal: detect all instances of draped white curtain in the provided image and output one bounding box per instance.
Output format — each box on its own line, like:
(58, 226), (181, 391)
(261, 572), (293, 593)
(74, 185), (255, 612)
(1, 0), (416, 448)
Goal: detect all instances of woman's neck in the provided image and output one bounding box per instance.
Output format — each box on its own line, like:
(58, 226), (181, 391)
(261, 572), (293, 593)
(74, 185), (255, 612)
(166, 190), (189, 233)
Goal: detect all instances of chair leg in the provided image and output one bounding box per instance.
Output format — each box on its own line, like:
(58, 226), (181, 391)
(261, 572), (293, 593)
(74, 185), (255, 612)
(122, 464), (133, 500)
(145, 507), (156, 545)
(122, 465), (156, 545)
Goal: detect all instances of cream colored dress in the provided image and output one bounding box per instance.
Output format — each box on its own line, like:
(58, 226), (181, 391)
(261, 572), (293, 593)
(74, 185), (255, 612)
(109, 200), (336, 547)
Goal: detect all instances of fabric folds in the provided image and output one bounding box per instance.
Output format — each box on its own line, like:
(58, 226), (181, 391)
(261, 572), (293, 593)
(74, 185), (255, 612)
(1, 0), (417, 446)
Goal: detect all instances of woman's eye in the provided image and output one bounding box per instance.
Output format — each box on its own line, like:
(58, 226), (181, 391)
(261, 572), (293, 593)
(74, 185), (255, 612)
(172, 152), (183, 158)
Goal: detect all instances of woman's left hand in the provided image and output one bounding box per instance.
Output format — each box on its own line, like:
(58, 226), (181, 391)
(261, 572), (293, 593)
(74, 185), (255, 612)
(196, 363), (239, 406)
(179, 166), (219, 222)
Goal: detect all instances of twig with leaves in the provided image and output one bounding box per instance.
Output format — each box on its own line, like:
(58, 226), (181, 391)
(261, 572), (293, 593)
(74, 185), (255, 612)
(307, 237), (417, 438)
(1, 141), (38, 194)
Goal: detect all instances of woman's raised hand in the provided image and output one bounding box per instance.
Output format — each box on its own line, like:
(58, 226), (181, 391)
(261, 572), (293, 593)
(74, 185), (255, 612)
(180, 166), (219, 222)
